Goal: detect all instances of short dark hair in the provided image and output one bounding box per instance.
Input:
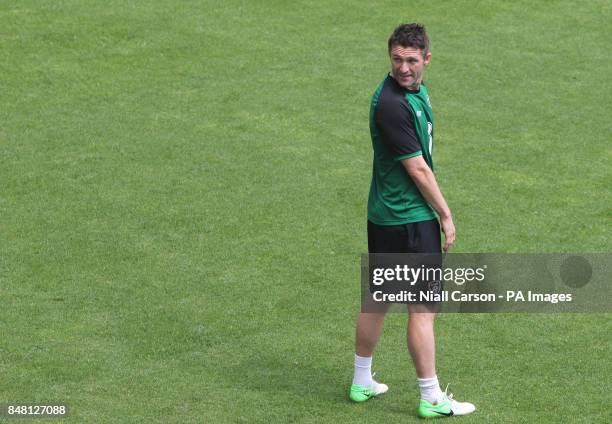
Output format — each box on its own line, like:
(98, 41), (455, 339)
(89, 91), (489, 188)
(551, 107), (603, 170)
(388, 23), (429, 56)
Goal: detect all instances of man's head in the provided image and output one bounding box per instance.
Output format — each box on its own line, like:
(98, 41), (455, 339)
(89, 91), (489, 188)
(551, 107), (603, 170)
(387, 23), (431, 90)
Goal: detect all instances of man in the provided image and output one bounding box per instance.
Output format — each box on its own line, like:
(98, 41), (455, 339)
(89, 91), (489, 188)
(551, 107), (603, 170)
(349, 24), (476, 418)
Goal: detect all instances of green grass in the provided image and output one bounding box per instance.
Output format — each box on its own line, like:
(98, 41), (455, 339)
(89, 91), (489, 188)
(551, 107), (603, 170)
(1, 0), (611, 422)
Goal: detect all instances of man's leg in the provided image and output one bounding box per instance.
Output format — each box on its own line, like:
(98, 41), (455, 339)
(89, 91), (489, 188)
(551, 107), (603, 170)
(349, 304), (390, 402)
(407, 303), (437, 378)
(349, 220), (394, 401)
(407, 303), (445, 409)
(355, 311), (386, 357)
(403, 220), (446, 406)
(408, 304), (476, 418)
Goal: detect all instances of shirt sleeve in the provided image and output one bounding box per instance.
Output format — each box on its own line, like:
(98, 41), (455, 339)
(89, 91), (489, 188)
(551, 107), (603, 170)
(375, 97), (422, 161)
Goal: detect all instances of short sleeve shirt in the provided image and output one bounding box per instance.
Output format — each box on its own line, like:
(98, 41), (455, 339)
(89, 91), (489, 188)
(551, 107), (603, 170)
(367, 74), (436, 225)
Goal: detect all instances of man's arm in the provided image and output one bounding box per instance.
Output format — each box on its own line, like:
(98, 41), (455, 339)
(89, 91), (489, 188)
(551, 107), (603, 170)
(401, 155), (455, 252)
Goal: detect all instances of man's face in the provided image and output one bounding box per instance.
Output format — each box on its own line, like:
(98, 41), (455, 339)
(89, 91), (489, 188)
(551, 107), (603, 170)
(389, 44), (431, 90)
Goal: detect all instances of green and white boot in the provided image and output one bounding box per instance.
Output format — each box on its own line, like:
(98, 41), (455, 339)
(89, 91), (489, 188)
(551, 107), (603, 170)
(349, 374), (388, 402)
(418, 386), (475, 418)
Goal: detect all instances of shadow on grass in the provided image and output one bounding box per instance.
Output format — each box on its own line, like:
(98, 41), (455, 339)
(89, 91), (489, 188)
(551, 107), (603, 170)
(231, 346), (432, 422)
(233, 351), (350, 405)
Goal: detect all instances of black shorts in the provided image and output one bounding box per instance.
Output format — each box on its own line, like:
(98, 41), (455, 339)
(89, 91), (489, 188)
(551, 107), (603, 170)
(366, 219), (442, 304)
(368, 219), (441, 254)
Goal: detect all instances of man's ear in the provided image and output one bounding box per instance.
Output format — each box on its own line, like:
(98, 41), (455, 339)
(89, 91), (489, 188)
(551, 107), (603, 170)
(424, 51), (432, 65)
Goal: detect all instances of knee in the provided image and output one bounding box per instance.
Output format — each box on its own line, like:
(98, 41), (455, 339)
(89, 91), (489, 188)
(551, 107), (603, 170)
(409, 311), (436, 327)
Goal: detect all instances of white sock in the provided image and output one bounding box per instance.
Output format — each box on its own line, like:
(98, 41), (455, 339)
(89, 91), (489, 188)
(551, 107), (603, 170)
(352, 354), (373, 387)
(417, 376), (444, 404)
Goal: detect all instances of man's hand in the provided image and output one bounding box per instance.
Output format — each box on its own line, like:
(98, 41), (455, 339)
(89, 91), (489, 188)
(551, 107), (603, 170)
(440, 214), (455, 253)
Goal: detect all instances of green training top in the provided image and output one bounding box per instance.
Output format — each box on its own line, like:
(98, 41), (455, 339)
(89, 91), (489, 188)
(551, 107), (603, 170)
(367, 74), (437, 225)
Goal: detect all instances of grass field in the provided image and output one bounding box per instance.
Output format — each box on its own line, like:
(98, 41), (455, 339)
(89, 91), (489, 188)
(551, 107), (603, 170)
(1, 0), (611, 422)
